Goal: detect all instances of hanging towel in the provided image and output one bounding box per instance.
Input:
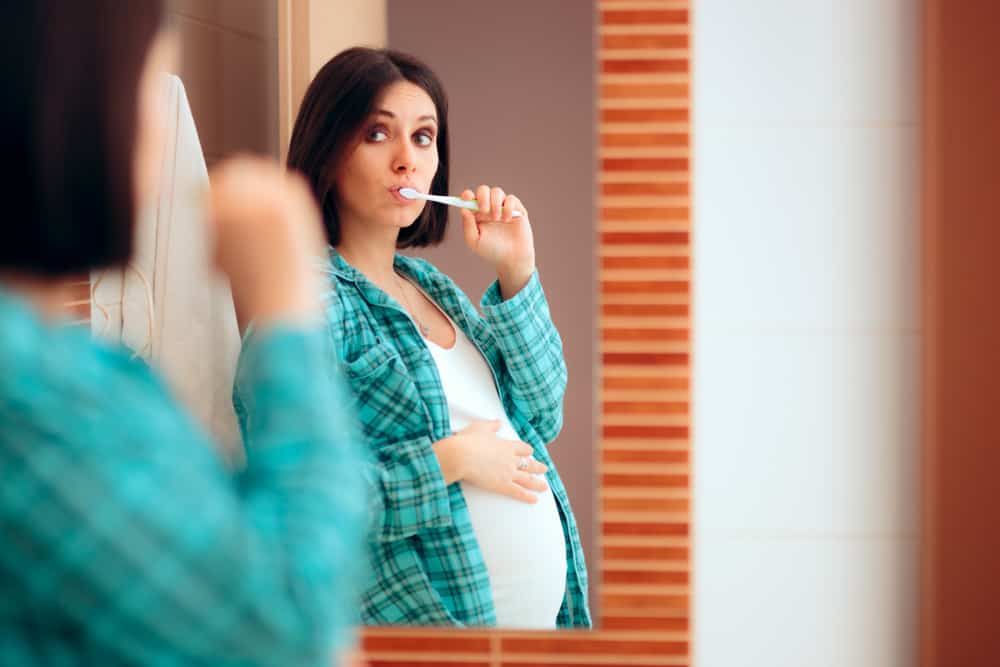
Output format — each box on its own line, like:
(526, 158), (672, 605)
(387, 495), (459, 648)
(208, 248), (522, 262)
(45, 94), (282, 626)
(92, 74), (242, 455)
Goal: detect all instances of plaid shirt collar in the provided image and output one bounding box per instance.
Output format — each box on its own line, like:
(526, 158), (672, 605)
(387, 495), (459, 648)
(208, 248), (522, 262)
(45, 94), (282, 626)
(328, 247), (444, 286)
(327, 248), (481, 336)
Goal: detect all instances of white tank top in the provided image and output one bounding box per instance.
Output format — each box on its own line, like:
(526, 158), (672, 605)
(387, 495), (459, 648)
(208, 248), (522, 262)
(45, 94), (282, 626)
(419, 305), (567, 628)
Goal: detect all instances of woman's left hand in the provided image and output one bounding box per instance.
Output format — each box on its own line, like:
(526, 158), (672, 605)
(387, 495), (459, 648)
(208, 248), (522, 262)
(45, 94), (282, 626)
(460, 185), (536, 295)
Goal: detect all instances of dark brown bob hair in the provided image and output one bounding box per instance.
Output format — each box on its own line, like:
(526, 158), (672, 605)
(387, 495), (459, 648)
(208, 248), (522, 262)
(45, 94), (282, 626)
(0, 0), (165, 277)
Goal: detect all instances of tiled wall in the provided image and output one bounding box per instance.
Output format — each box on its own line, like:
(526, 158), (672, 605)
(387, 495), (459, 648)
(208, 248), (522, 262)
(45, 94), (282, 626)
(692, 1), (920, 665)
(597, 0), (692, 638)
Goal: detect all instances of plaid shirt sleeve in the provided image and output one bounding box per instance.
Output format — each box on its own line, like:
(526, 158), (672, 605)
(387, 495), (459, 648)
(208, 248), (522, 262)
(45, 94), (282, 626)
(480, 270), (568, 443)
(1, 325), (367, 665)
(361, 434), (453, 543)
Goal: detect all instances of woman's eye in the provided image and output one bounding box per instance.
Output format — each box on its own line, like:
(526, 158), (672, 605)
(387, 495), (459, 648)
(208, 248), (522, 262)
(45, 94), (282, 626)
(368, 128), (388, 142)
(414, 132), (434, 147)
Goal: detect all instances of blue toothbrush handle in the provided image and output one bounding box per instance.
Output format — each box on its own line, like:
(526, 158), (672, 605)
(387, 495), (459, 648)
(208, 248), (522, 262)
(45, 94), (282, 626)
(442, 196), (480, 211)
(409, 190), (523, 218)
(444, 196), (523, 218)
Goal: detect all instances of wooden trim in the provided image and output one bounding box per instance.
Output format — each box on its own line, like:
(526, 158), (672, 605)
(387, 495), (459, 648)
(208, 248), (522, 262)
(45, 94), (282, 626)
(276, 0), (311, 164)
(276, 0), (388, 164)
(920, 1), (939, 664)
(921, 1), (1000, 666)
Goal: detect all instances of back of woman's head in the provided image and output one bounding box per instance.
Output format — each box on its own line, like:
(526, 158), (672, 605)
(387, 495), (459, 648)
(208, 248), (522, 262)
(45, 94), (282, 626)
(286, 47), (450, 248)
(0, 0), (164, 277)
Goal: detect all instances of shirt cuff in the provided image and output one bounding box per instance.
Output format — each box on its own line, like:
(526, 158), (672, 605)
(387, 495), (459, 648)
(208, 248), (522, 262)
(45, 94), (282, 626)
(480, 269), (549, 334)
(481, 268), (545, 308)
(370, 435), (453, 542)
(237, 324), (328, 393)
(234, 325), (336, 450)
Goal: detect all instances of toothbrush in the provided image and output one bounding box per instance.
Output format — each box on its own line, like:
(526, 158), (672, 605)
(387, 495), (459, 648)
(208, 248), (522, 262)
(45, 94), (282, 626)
(399, 187), (523, 218)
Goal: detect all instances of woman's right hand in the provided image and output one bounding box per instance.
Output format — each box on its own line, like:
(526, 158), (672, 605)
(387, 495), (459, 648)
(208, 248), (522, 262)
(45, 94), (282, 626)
(207, 156), (327, 331)
(433, 421), (550, 504)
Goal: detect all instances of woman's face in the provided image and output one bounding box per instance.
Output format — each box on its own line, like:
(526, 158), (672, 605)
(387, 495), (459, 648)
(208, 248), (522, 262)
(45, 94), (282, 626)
(334, 80), (440, 234)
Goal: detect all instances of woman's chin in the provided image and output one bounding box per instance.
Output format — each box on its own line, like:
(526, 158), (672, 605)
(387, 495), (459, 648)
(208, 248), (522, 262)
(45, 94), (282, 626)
(390, 212), (420, 228)
(367, 205), (422, 230)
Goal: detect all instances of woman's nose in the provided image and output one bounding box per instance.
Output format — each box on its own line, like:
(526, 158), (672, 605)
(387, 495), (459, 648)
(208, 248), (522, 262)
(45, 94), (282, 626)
(392, 140), (416, 174)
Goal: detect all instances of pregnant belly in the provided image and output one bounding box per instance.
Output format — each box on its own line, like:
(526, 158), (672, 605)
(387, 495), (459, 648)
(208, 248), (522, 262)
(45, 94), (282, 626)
(460, 479), (568, 628)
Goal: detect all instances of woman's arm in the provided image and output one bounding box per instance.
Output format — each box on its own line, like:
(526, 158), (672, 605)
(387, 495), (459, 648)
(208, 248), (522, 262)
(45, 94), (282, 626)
(362, 434), (455, 542)
(357, 412), (553, 544)
(455, 185), (567, 443)
(4, 157), (371, 663)
(481, 270), (568, 443)
(1, 325), (367, 665)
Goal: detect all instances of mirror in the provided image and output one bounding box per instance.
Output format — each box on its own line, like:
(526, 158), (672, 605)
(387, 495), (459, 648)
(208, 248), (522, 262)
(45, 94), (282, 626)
(151, 0), (689, 645)
(150, 0), (612, 635)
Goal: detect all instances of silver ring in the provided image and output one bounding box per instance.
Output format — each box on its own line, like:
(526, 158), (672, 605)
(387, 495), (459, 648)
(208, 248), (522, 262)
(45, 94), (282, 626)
(517, 456), (531, 471)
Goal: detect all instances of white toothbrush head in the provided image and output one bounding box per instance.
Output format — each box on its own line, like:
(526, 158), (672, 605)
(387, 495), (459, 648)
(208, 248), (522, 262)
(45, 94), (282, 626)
(399, 187), (420, 199)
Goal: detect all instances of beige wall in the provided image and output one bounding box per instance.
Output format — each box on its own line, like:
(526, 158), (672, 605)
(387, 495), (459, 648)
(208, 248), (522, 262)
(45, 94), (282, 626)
(308, 0), (386, 76)
(170, 0), (279, 165)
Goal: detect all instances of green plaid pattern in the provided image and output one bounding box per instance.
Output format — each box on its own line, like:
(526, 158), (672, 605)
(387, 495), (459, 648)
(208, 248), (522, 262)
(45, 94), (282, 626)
(0, 287), (367, 666)
(317, 250), (591, 628)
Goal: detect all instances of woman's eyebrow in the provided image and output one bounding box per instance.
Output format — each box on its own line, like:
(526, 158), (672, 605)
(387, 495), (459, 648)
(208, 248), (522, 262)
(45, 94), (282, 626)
(374, 108), (437, 124)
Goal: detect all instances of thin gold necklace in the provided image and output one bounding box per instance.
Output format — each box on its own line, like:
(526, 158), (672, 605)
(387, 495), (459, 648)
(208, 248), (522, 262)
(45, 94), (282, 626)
(393, 273), (430, 338)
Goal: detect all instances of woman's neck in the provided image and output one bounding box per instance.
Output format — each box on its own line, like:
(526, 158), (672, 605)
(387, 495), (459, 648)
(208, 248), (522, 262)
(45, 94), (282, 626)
(335, 224), (402, 290)
(0, 273), (77, 321)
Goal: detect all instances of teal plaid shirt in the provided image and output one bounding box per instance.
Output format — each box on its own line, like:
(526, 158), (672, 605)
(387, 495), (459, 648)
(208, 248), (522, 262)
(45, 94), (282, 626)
(317, 250), (591, 628)
(0, 287), (367, 665)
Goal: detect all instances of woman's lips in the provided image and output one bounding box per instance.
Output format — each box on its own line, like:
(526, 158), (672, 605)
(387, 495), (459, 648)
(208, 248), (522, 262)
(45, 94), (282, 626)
(389, 187), (415, 204)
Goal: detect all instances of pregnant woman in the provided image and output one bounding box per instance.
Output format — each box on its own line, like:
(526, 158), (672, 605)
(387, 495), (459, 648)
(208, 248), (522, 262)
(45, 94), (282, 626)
(280, 47), (591, 628)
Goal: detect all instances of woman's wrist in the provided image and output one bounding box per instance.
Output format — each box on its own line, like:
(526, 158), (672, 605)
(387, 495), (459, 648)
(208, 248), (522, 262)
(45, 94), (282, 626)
(496, 260), (535, 301)
(432, 435), (466, 485)
(235, 276), (323, 333)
